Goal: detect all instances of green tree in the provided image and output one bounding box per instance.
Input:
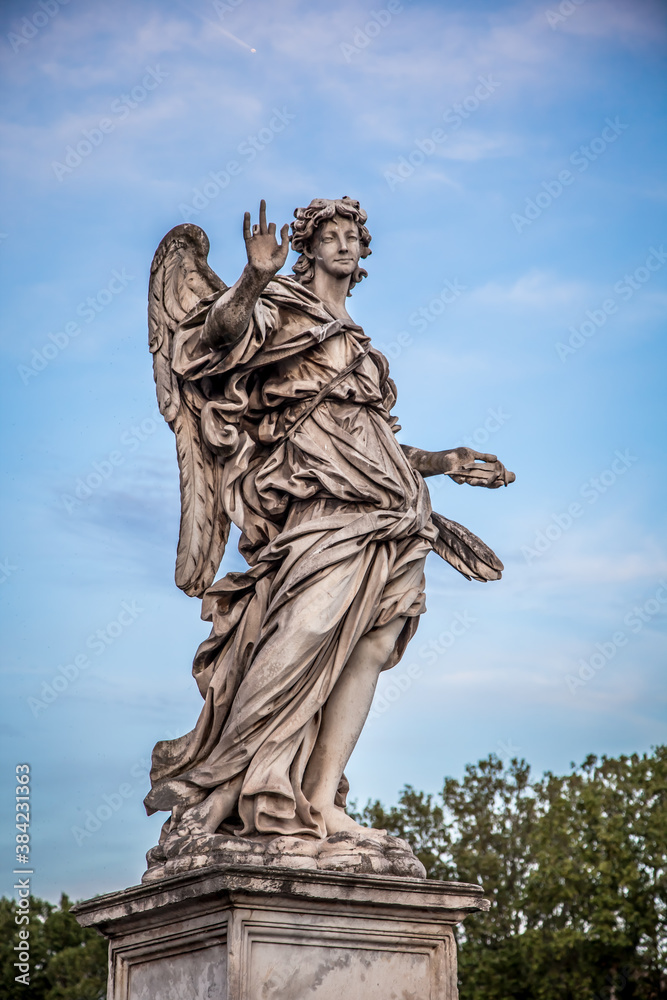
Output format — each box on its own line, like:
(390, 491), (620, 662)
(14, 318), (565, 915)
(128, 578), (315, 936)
(359, 747), (667, 999)
(0, 893), (107, 1000)
(3, 748), (664, 998)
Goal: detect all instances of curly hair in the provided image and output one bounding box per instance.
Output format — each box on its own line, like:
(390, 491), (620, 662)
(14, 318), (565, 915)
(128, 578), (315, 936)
(291, 196), (372, 294)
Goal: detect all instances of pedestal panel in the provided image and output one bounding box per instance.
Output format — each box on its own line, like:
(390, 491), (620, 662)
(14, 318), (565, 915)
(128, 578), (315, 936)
(73, 865), (487, 999)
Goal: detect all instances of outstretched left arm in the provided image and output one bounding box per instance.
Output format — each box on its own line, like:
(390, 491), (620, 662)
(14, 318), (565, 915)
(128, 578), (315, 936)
(401, 445), (515, 488)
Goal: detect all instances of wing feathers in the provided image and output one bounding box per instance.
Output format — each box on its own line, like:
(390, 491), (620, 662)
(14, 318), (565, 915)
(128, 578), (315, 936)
(172, 391), (230, 598)
(430, 511), (504, 582)
(148, 224), (230, 597)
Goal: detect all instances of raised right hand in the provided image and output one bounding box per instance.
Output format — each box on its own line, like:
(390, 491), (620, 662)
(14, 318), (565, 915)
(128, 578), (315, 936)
(244, 199), (289, 279)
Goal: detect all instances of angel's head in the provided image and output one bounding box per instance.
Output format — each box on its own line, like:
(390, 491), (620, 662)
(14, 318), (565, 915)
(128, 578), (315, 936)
(291, 197), (372, 293)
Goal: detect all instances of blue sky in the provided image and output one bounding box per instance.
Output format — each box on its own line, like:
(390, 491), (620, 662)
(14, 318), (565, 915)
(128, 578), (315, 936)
(1, 0), (665, 903)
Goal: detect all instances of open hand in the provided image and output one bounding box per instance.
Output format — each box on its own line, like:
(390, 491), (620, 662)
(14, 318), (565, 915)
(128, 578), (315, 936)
(443, 447), (515, 488)
(244, 199), (289, 279)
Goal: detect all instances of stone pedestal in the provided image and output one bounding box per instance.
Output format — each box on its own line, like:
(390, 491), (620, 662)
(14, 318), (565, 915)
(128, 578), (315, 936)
(73, 865), (487, 999)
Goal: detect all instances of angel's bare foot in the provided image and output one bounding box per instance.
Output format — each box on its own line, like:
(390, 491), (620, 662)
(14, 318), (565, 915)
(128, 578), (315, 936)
(179, 775), (244, 835)
(318, 803), (386, 838)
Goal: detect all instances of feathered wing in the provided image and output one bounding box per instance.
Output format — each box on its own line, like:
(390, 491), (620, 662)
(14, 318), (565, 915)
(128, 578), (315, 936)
(148, 224), (230, 598)
(430, 511), (504, 582)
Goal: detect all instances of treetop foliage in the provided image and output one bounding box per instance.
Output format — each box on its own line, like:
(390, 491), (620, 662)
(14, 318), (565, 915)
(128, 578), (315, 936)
(357, 746), (666, 999)
(0, 893), (106, 1000)
(2, 747), (664, 999)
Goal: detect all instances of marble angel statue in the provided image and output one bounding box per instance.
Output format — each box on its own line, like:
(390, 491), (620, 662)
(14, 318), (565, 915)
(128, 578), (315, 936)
(143, 197), (514, 867)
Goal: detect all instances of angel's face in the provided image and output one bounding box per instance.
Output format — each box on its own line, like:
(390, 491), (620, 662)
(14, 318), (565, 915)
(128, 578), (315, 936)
(310, 216), (362, 280)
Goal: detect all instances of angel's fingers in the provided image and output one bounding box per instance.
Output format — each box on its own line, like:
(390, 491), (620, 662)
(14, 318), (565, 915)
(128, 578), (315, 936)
(243, 212), (252, 241)
(476, 453), (497, 463)
(280, 223), (290, 247)
(462, 462), (495, 474)
(268, 222), (276, 237)
(471, 472), (502, 487)
(259, 199), (267, 233)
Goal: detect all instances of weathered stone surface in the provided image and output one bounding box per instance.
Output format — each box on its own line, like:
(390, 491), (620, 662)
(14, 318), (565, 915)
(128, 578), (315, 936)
(73, 865), (488, 999)
(144, 198), (515, 864)
(142, 828), (426, 883)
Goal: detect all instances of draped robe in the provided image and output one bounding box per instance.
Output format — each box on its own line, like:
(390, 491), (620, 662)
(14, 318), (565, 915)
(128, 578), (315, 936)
(144, 275), (438, 839)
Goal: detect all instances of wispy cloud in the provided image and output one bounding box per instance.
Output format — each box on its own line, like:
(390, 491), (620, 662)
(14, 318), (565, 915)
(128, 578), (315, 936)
(469, 270), (589, 307)
(2, 0), (665, 901)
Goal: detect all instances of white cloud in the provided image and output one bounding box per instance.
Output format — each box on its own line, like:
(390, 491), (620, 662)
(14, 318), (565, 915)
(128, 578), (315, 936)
(438, 131), (519, 162)
(469, 269), (589, 308)
(518, 538), (667, 591)
(555, 0), (667, 42)
(2, 0), (663, 198)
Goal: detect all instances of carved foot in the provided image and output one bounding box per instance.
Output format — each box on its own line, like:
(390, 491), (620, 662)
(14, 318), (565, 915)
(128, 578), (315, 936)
(317, 803), (386, 838)
(179, 775), (244, 834)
